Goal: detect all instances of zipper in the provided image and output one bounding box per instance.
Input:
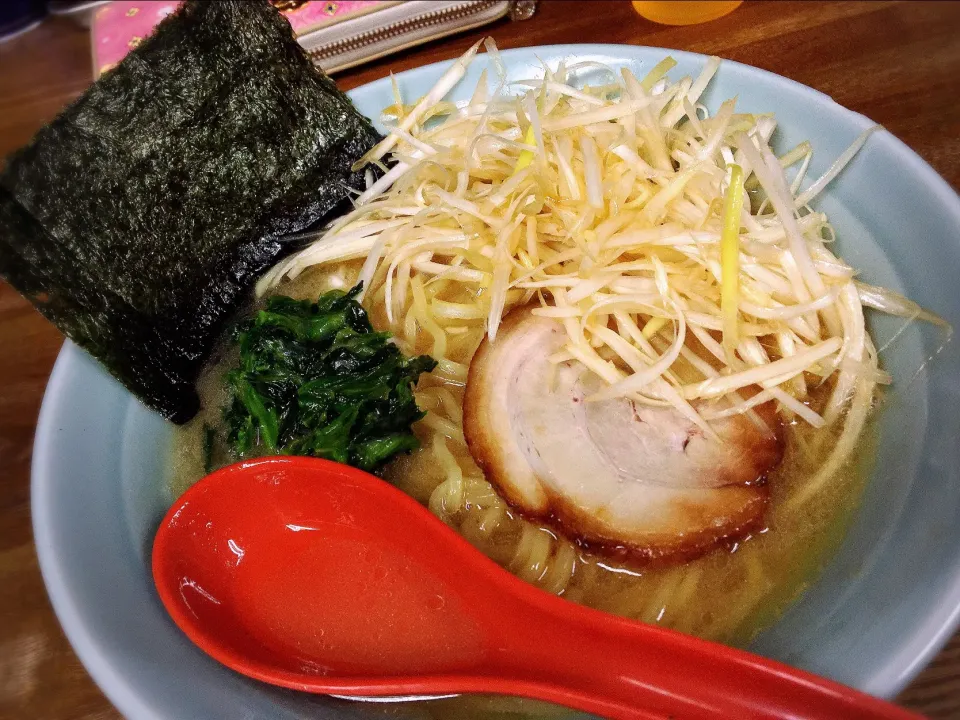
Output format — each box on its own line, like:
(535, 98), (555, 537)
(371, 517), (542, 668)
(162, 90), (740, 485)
(304, 1), (506, 68)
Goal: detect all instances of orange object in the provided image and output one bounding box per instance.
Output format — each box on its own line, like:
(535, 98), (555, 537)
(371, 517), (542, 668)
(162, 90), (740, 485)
(153, 456), (924, 720)
(632, 1), (743, 25)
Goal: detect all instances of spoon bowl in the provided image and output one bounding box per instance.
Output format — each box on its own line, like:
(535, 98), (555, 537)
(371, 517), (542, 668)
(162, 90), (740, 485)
(153, 457), (922, 720)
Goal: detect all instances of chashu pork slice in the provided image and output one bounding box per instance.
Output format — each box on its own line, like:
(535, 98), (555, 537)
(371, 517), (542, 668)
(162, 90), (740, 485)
(463, 308), (784, 565)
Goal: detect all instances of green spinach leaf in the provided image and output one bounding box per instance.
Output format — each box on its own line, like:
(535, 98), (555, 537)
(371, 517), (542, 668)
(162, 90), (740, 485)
(223, 285), (436, 472)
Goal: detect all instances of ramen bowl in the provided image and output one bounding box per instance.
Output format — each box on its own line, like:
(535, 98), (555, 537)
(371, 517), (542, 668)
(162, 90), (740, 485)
(32, 44), (960, 719)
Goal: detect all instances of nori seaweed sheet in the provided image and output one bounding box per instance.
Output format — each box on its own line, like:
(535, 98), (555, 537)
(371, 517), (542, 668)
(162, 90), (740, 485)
(0, 0), (381, 423)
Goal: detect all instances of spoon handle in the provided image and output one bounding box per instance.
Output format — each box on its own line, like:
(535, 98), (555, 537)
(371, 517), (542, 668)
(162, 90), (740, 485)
(492, 593), (923, 720)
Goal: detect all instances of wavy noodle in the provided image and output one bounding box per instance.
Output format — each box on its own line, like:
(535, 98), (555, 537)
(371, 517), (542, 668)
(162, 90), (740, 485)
(510, 525), (554, 583)
(665, 567), (703, 634)
(638, 566), (687, 623)
(541, 541), (578, 596)
(427, 434), (465, 522)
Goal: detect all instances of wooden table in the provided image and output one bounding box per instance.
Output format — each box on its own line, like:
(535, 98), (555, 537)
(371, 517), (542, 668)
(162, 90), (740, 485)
(1, 1), (958, 718)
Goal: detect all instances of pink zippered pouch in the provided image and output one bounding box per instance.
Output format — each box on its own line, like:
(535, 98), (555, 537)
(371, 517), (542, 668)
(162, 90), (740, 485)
(91, 1), (535, 77)
(93, 1), (386, 74)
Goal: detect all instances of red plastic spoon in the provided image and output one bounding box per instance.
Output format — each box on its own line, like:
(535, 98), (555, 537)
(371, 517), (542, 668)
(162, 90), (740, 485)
(152, 457), (922, 720)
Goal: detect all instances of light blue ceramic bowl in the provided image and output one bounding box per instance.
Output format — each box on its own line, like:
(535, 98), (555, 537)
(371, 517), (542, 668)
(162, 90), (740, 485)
(32, 45), (960, 719)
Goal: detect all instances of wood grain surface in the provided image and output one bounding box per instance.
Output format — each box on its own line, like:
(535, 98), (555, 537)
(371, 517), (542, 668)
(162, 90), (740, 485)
(1, 2), (958, 718)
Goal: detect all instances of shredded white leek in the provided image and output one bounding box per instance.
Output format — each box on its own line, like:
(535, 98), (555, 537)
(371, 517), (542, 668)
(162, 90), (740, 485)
(267, 41), (946, 492)
(720, 164), (745, 357)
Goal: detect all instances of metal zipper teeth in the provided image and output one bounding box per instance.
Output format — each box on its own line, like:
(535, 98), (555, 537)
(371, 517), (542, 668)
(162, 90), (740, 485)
(306, 1), (501, 63)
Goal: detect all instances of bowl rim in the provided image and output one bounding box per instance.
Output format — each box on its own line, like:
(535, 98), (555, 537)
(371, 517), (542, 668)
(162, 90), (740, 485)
(33, 346), (168, 720)
(31, 43), (960, 719)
